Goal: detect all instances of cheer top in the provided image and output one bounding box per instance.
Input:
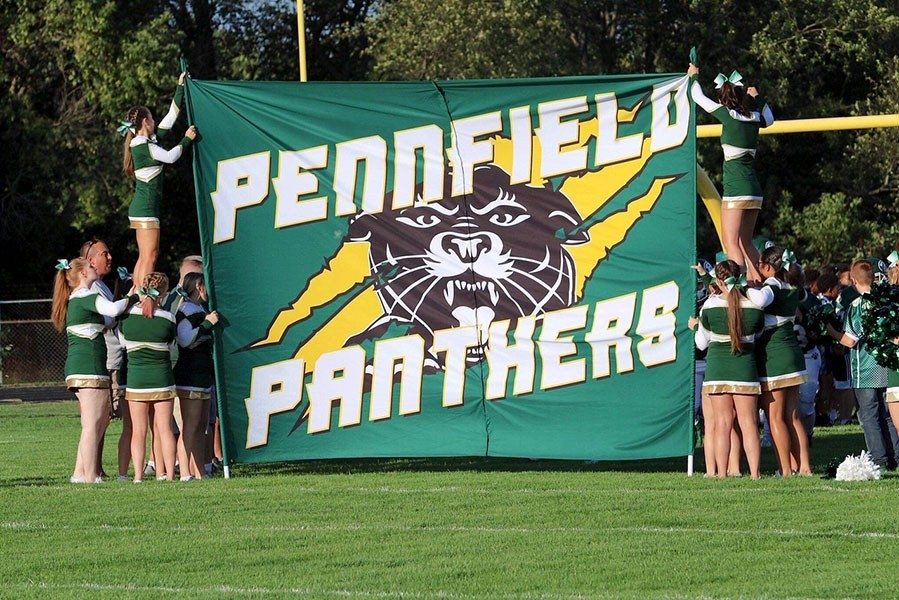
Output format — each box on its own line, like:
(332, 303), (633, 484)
(119, 306), (177, 401)
(128, 84), (192, 229)
(173, 300), (215, 398)
(749, 278), (808, 391)
(694, 293), (765, 395)
(690, 78), (774, 210)
(64, 288), (135, 390)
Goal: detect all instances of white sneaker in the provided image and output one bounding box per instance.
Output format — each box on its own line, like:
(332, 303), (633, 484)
(156, 475), (169, 481)
(93, 476), (104, 484)
(180, 476), (195, 482)
(69, 475), (86, 484)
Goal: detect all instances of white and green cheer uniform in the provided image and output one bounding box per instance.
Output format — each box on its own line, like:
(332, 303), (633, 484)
(173, 300), (215, 400)
(695, 293), (766, 395)
(64, 288), (136, 390)
(120, 307), (177, 401)
(749, 277), (808, 391)
(128, 84), (192, 229)
(887, 369), (899, 403)
(690, 77), (775, 209)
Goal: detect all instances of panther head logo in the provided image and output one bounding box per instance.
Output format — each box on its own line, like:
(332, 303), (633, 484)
(346, 164), (589, 362)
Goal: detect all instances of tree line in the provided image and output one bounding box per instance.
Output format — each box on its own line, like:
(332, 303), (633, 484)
(2, 0), (897, 296)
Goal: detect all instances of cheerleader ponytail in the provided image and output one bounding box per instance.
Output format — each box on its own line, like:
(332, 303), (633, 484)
(715, 260), (745, 354)
(51, 258), (87, 331)
(138, 272), (170, 318)
(122, 106), (151, 176)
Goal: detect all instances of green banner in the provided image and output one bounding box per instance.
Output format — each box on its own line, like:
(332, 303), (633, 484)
(186, 74), (696, 464)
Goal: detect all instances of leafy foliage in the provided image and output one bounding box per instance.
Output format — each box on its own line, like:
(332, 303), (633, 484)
(1, 0), (898, 295)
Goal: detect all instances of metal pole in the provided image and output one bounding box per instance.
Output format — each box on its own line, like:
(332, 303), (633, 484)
(697, 113), (899, 138)
(297, 0), (308, 82)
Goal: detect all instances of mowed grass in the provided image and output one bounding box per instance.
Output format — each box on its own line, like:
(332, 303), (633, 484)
(1, 402), (898, 599)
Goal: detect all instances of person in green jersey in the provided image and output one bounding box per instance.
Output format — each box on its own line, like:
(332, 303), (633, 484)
(51, 258), (137, 483)
(174, 272), (220, 481)
(120, 272), (178, 482)
(787, 263), (822, 442)
(689, 260), (766, 479)
(120, 72), (198, 316)
(751, 246), (810, 476)
(827, 261), (899, 469)
(688, 63), (774, 283)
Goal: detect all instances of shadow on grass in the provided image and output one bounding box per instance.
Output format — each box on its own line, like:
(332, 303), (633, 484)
(0, 476), (64, 489)
(233, 426), (871, 478)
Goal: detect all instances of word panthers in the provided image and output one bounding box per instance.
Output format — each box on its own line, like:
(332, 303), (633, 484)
(244, 281), (678, 446)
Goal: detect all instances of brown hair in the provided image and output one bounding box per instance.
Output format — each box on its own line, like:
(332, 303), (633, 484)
(850, 260), (874, 286)
(816, 273), (840, 297)
(716, 83), (750, 117)
(784, 263), (804, 288)
(140, 272), (170, 317)
(759, 245), (787, 279)
(123, 106), (151, 176)
(715, 260), (745, 354)
(51, 258), (89, 331)
(181, 272), (205, 300)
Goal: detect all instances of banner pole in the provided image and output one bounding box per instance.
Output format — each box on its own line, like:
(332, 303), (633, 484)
(297, 0), (308, 82)
(180, 61), (235, 478)
(687, 454), (694, 476)
(697, 113), (899, 138)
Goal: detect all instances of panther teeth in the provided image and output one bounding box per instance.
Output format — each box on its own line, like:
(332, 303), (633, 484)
(443, 280), (455, 305)
(487, 282), (499, 305)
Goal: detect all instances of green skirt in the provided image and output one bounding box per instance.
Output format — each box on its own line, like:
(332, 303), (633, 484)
(702, 341), (760, 395)
(755, 324), (808, 391)
(722, 157), (762, 209)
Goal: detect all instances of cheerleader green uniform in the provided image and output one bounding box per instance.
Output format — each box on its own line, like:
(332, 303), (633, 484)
(695, 293), (766, 394)
(120, 306), (177, 401)
(64, 288), (136, 390)
(750, 277), (809, 391)
(128, 84), (193, 229)
(690, 78), (775, 210)
(174, 300), (215, 401)
(887, 369), (899, 403)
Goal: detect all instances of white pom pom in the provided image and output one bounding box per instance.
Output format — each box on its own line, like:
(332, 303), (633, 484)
(835, 451), (883, 481)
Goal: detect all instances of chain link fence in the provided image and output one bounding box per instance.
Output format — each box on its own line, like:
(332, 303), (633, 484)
(0, 299), (66, 386)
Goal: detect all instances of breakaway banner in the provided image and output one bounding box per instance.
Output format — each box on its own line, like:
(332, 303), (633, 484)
(186, 74), (696, 465)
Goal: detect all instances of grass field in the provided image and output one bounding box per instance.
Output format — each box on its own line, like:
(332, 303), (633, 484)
(1, 401), (898, 599)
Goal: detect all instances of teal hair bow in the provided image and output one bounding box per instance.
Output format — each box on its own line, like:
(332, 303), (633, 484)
(117, 266), (131, 281)
(714, 70), (743, 89)
(781, 249), (796, 270)
(724, 274), (747, 291)
(55, 259), (71, 271)
(176, 287), (190, 300)
(888, 250), (899, 267)
(116, 120), (136, 137)
(138, 286), (160, 298)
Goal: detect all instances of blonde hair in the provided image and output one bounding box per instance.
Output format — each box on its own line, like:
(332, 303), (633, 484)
(140, 272), (170, 317)
(51, 258), (88, 331)
(888, 264), (899, 285)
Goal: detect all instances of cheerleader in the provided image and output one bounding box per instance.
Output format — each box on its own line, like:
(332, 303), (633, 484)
(120, 72), (198, 315)
(885, 254), (899, 429)
(689, 260), (766, 479)
(751, 246), (810, 475)
(120, 272), (177, 482)
(688, 62), (774, 282)
(51, 258), (137, 483)
(173, 272), (220, 480)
